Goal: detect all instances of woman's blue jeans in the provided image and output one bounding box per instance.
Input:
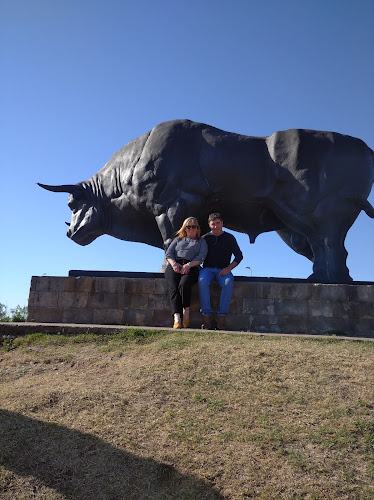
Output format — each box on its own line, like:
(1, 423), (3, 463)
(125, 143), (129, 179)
(198, 267), (234, 317)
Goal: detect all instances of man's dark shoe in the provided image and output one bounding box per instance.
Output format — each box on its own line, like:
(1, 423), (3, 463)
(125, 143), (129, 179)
(217, 316), (226, 330)
(201, 315), (212, 329)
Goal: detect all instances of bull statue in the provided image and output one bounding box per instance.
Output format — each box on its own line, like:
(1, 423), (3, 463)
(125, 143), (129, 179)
(38, 119), (374, 283)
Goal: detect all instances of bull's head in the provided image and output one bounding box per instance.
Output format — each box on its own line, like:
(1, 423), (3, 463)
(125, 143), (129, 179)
(37, 183), (104, 246)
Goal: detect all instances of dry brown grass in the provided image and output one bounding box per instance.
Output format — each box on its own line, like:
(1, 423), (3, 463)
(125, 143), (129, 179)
(0, 330), (373, 499)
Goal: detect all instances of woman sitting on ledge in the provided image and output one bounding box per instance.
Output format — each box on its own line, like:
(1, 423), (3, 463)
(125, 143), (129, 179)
(165, 217), (208, 329)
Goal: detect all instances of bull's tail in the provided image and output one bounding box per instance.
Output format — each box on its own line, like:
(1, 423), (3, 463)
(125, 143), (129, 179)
(350, 195), (374, 218)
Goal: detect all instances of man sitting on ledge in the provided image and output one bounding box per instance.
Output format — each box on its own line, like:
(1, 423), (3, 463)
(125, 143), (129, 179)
(199, 213), (243, 330)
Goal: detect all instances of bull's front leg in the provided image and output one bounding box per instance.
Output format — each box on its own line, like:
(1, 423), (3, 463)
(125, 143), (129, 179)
(155, 211), (183, 271)
(155, 197), (205, 271)
(155, 213), (175, 249)
(307, 234), (352, 283)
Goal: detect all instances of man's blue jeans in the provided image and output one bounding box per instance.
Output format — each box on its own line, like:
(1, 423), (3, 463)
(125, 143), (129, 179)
(198, 267), (234, 317)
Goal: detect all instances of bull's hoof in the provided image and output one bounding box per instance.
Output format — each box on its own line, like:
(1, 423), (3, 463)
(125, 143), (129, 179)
(307, 272), (328, 283)
(307, 272), (353, 284)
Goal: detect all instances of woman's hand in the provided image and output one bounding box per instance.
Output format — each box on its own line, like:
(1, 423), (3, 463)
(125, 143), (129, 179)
(172, 262), (182, 273)
(181, 263), (191, 274)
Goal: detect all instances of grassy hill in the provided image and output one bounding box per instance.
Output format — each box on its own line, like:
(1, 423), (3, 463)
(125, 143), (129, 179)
(0, 330), (373, 499)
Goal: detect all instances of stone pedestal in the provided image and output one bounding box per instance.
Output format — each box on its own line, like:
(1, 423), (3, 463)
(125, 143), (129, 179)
(27, 272), (374, 337)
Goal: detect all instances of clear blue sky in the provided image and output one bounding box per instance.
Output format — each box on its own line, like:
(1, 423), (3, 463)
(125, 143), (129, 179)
(1, 0), (373, 311)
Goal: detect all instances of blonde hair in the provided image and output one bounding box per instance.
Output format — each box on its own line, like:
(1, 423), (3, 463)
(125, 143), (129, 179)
(176, 217), (201, 239)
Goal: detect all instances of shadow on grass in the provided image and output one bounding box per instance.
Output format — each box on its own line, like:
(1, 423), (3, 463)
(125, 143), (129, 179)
(0, 409), (223, 499)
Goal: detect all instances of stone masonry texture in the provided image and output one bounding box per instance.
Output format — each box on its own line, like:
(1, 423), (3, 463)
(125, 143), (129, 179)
(27, 275), (374, 337)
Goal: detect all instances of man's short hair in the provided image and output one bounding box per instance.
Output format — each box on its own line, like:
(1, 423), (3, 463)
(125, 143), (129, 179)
(208, 212), (223, 222)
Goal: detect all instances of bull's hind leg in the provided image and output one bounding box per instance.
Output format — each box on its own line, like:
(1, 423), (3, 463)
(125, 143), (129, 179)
(305, 197), (362, 283)
(268, 197), (355, 283)
(276, 228), (314, 261)
(306, 233), (352, 283)
(276, 227), (351, 282)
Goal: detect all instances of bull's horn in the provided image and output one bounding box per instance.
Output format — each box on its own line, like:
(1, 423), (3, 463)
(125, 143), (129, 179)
(37, 183), (79, 194)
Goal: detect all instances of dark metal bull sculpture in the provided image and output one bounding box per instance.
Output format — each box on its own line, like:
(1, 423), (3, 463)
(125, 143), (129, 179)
(38, 119), (374, 283)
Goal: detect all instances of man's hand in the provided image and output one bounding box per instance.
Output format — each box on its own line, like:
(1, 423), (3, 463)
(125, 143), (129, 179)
(219, 267), (231, 276)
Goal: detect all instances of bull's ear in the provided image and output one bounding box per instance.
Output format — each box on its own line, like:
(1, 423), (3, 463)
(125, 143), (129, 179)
(37, 183), (80, 194)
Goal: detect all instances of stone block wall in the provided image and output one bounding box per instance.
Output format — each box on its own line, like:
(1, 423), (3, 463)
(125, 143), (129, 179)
(27, 274), (374, 337)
